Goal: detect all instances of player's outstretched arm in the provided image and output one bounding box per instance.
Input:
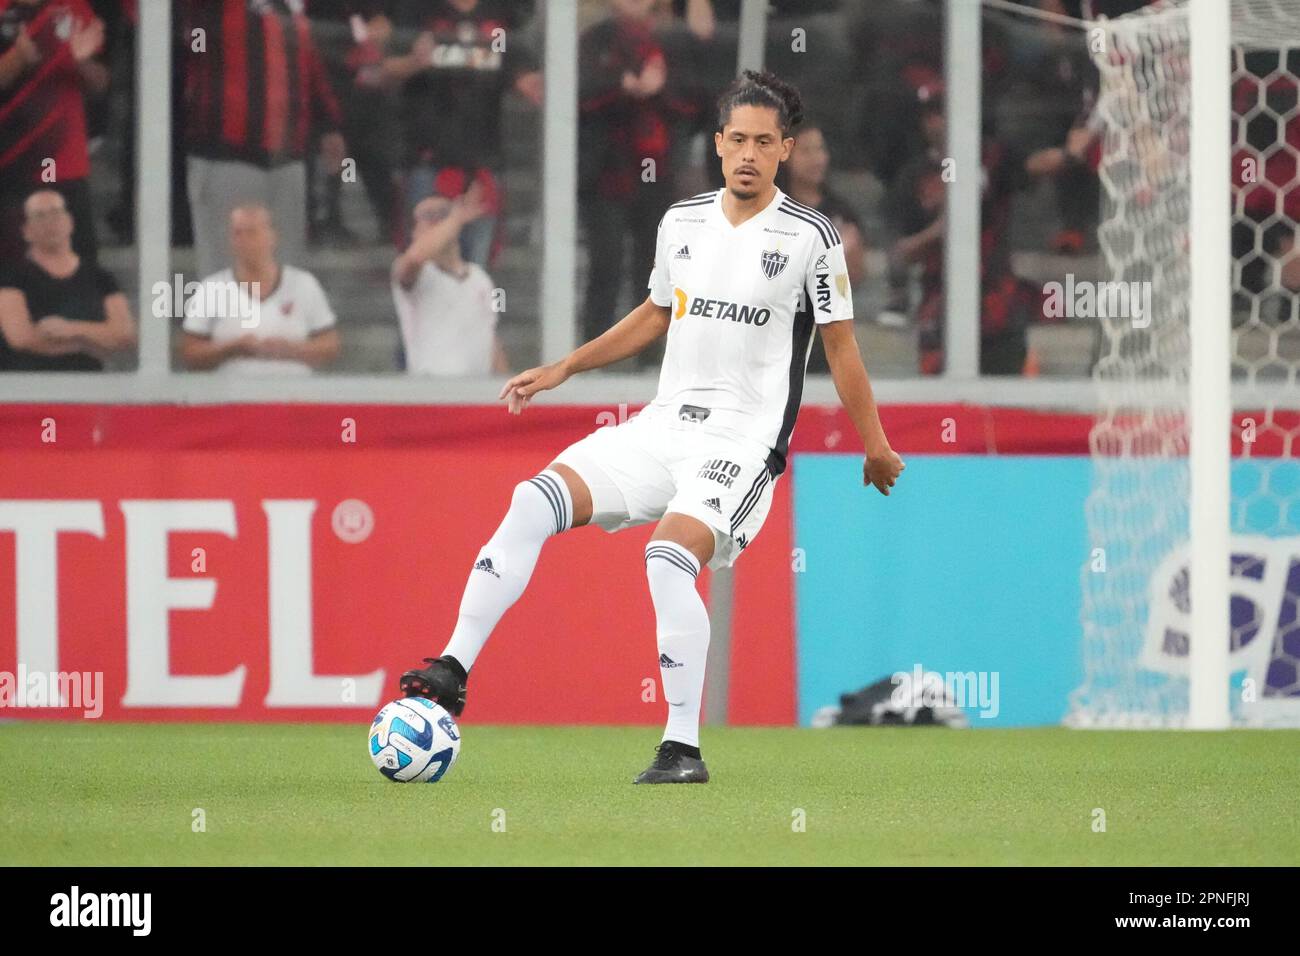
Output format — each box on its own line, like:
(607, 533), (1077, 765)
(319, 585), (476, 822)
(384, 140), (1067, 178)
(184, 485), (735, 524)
(499, 295), (671, 414)
(820, 319), (905, 496)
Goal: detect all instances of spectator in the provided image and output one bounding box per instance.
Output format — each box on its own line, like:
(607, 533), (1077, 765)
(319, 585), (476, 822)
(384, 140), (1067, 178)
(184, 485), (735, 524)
(182, 0), (346, 280)
(383, 0), (542, 266)
(181, 203), (341, 375)
(781, 120), (869, 373)
(103, 0), (194, 247)
(782, 121), (867, 286)
(888, 84), (1042, 375)
(664, 0), (716, 40)
(651, 0), (720, 199)
(0, 0), (109, 264)
(1233, 63), (1300, 301)
(391, 186), (508, 376)
(1255, 227), (1300, 325)
(0, 189), (135, 371)
(308, 1), (402, 246)
(1025, 109), (1102, 254)
(578, 0), (694, 345)
(1006, 1), (1100, 255)
(846, 0), (945, 189)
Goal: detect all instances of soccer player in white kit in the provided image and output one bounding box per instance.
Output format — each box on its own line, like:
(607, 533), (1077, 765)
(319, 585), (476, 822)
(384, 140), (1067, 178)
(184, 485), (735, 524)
(400, 70), (905, 783)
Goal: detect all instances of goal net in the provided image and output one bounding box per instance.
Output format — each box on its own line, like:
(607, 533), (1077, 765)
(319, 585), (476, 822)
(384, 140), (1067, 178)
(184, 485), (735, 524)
(1068, 0), (1300, 727)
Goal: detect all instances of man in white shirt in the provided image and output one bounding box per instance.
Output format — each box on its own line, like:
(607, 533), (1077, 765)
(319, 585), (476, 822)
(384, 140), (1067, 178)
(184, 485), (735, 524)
(180, 203), (341, 375)
(391, 186), (509, 376)
(399, 71), (905, 786)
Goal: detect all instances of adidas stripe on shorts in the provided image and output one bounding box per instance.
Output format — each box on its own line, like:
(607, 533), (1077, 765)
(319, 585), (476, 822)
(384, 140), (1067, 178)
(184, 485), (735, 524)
(552, 404), (778, 570)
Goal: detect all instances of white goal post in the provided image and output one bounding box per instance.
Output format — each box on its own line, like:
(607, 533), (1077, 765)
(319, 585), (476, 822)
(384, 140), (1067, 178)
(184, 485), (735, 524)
(1188, 0), (1233, 728)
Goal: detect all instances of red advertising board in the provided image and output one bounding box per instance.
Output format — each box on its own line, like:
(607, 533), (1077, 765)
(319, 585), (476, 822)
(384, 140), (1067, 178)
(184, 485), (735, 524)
(0, 404), (799, 724)
(4, 399), (1181, 725)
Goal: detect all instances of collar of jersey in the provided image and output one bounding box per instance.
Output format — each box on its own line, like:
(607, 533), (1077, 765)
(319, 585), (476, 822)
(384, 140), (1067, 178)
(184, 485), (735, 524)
(712, 186), (785, 231)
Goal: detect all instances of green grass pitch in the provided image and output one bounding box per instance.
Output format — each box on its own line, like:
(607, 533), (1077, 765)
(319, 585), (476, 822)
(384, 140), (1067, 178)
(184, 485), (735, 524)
(2, 723), (1296, 866)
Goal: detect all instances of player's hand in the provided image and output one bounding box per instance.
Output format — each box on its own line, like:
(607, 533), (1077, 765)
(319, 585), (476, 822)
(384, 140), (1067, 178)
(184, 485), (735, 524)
(864, 445), (905, 496)
(499, 361), (569, 415)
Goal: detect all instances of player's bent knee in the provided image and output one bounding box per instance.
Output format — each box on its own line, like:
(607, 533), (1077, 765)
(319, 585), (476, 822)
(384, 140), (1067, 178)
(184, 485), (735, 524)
(650, 513), (715, 568)
(644, 539), (702, 583)
(545, 461), (593, 527)
(510, 470), (575, 537)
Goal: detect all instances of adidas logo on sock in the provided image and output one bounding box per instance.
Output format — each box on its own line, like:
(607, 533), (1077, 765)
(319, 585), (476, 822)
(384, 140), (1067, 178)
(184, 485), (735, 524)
(659, 653), (684, 669)
(473, 556), (501, 578)
(703, 497), (722, 513)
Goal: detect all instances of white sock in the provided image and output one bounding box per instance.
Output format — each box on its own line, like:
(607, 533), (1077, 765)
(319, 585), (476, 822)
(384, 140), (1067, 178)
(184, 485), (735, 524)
(644, 541), (709, 749)
(441, 471), (572, 670)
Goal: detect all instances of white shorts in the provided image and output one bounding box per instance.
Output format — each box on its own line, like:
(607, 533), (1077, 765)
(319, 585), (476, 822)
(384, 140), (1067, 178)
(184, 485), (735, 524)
(552, 404), (778, 570)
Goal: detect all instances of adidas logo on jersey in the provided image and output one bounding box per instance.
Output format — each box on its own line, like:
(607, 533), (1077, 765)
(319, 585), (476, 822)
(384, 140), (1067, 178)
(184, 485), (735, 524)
(659, 653), (684, 669)
(674, 244), (691, 259)
(703, 497), (722, 513)
(473, 556), (501, 578)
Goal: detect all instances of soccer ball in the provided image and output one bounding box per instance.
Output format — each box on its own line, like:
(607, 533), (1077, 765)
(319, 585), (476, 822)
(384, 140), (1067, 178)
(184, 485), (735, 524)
(368, 697), (461, 783)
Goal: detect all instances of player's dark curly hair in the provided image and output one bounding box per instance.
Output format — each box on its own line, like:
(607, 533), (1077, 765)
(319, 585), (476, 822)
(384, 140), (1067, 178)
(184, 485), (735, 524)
(716, 69), (804, 139)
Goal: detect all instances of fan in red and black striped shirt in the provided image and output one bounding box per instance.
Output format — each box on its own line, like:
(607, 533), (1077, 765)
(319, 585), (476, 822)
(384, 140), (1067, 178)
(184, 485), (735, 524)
(182, 0), (344, 279)
(0, 0), (108, 264)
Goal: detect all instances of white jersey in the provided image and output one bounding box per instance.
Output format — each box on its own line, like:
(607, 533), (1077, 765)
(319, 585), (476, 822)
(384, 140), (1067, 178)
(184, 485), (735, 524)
(182, 264), (336, 376)
(645, 186), (853, 474)
(392, 261), (497, 376)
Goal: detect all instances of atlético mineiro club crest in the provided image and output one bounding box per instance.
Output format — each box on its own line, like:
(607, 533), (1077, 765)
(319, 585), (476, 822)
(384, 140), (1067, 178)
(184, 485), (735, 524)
(760, 248), (789, 280)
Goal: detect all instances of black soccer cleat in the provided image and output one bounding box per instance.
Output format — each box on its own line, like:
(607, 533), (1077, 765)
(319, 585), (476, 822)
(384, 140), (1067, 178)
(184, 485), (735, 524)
(632, 741), (710, 784)
(398, 655), (468, 716)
